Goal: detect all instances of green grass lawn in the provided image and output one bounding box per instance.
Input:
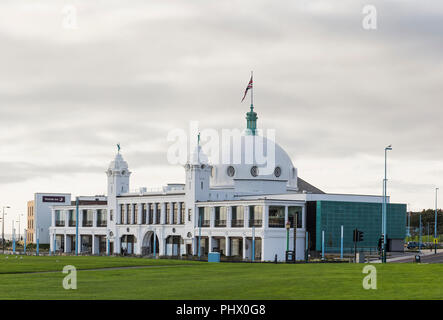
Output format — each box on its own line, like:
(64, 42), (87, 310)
(0, 255), (442, 299)
(0, 254), (199, 274)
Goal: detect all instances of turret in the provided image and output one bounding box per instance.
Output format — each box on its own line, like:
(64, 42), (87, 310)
(185, 144), (211, 202)
(106, 148), (131, 227)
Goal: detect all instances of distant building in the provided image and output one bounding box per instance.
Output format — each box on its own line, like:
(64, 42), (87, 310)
(26, 193), (71, 244)
(26, 200), (34, 243)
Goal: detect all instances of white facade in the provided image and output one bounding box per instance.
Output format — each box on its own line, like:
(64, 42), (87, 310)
(33, 193), (71, 244)
(49, 128), (385, 261)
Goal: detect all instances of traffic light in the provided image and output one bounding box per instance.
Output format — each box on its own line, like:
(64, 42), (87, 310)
(358, 230), (364, 242)
(353, 229), (364, 242)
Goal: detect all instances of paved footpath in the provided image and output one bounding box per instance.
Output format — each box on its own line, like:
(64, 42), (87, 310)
(369, 249), (443, 263)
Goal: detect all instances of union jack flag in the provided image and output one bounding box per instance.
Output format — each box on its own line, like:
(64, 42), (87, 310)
(241, 76), (253, 102)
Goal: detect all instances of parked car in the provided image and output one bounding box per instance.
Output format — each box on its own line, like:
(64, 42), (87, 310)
(407, 241), (425, 249)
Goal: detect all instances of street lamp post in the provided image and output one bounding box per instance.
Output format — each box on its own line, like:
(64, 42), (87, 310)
(435, 187), (439, 254)
(12, 220), (15, 254)
(17, 214), (23, 242)
(24, 228), (27, 254)
(407, 203), (411, 238)
(75, 197), (79, 256)
(419, 214), (422, 254)
(382, 145), (392, 263)
(2, 206), (10, 254)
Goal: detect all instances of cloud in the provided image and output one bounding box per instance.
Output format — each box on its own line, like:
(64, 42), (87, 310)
(0, 0), (442, 228)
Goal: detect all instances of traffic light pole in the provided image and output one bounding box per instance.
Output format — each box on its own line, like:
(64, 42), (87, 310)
(353, 228), (357, 263)
(435, 187), (439, 254)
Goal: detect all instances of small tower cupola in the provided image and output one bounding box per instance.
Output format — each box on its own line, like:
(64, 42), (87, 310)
(246, 105), (258, 136)
(107, 146), (131, 197)
(184, 134), (211, 202)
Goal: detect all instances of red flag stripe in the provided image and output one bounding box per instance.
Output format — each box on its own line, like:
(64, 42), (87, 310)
(241, 76), (253, 102)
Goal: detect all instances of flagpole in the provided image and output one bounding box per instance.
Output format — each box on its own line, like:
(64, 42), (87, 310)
(250, 71), (253, 109)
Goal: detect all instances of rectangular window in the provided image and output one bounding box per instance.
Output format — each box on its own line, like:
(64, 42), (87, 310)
(149, 204), (154, 224)
(55, 210), (65, 226)
(215, 207), (227, 227)
(82, 209), (93, 227)
(288, 206), (302, 228)
(180, 203), (185, 224)
(155, 203), (161, 224)
(97, 209), (107, 227)
(173, 203), (178, 224)
(166, 203), (171, 224)
(120, 204), (125, 224)
(249, 206), (263, 227)
(68, 210), (76, 227)
(134, 204), (138, 224)
(269, 206), (285, 228)
(110, 209), (113, 222)
(127, 204), (132, 225)
(142, 204), (147, 224)
(198, 207), (210, 227)
(231, 206), (244, 227)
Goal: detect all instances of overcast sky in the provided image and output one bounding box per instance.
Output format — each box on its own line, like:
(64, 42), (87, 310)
(0, 0), (442, 233)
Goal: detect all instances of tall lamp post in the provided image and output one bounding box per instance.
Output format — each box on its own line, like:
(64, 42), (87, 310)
(17, 214), (23, 242)
(382, 144), (392, 263)
(2, 206), (10, 254)
(435, 187), (439, 254)
(75, 197), (79, 256)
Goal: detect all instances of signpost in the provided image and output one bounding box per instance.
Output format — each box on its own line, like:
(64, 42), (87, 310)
(285, 220), (295, 263)
(293, 215), (297, 261)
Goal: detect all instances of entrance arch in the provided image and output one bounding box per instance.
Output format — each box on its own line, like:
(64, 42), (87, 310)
(120, 235), (136, 255)
(141, 231), (159, 256)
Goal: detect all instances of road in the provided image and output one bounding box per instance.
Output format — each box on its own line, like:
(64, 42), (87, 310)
(392, 251), (443, 263)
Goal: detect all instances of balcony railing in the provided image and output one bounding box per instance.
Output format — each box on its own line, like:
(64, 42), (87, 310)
(69, 220), (76, 227)
(97, 220), (107, 227)
(199, 219), (210, 227)
(82, 221), (93, 227)
(231, 220), (244, 227)
(249, 219), (262, 227)
(268, 217), (285, 228)
(55, 220), (65, 227)
(215, 219), (226, 227)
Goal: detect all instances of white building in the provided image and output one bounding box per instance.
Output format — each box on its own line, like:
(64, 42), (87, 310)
(49, 107), (401, 261)
(27, 193), (71, 244)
